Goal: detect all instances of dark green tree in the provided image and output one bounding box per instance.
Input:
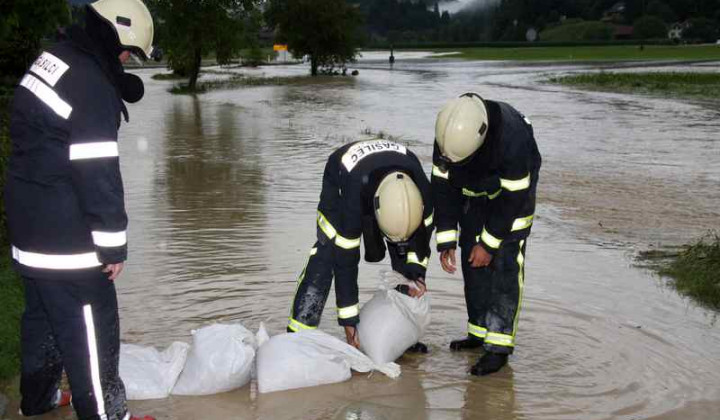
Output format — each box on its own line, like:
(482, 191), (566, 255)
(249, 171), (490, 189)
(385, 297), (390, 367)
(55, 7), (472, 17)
(0, 0), (70, 85)
(266, 0), (362, 76)
(683, 18), (719, 43)
(149, 0), (260, 91)
(634, 15), (668, 39)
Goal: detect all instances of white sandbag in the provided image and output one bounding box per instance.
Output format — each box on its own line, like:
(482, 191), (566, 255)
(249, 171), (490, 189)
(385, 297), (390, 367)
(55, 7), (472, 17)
(256, 329), (400, 394)
(357, 271), (430, 364)
(119, 342), (189, 400)
(172, 323), (256, 396)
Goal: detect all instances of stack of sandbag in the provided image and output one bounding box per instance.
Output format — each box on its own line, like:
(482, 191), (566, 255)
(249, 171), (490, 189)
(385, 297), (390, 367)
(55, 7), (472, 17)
(172, 323), (257, 396)
(256, 326), (400, 394)
(357, 271), (430, 364)
(119, 342), (190, 400)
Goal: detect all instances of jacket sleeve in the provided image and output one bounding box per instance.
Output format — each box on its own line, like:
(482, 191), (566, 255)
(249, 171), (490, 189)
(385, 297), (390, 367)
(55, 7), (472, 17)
(431, 143), (462, 251)
(402, 154), (434, 281)
(316, 155), (362, 327)
(65, 69), (128, 264)
(479, 136), (534, 255)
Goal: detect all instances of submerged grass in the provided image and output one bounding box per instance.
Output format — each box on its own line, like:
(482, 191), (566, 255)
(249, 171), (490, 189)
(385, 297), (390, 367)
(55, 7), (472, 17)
(549, 72), (720, 100)
(169, 72), (353, 94)
(440, 44), (720, 61)
(659, 234), (720, 310)
(640, 234), (720, 310)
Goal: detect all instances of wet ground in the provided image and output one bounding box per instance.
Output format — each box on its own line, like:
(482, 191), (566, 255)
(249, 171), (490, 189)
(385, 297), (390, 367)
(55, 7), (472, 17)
(7, 52), (720, 420)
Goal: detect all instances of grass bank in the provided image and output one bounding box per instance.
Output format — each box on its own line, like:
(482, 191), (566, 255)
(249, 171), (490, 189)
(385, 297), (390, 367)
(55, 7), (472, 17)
(0, 91), (23, 383)
(640, 235), (720, 310)
(437, 44), (720, 61)
(548, 72), (720, 100)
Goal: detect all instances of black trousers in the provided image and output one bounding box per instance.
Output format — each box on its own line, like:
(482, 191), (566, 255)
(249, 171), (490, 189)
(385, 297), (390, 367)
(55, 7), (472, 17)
(20, 269), (128, 420)
(460, 239), (527, 354)
(288, 241), (405, 331)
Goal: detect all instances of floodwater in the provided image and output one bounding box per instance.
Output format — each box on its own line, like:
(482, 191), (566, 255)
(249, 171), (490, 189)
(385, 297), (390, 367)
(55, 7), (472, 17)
(9, 52), (720, 420)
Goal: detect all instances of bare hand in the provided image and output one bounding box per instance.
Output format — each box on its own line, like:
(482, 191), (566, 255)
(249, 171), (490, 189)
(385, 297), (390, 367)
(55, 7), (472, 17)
(439, 249), (457, 274)
(344, 325), (360, 348)
(102, 263), (124, 281)
(468, 245), (492, 268)
(408, 278), (427, 298)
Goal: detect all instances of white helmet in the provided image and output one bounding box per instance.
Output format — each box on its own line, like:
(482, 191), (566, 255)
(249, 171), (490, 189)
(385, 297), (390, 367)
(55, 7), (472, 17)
(374, 172), (424, 242)
(435, 93), (489, 163)
(90, 0), (154, 60)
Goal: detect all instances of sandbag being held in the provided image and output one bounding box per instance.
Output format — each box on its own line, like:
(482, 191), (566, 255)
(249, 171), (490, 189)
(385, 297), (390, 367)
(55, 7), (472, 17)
(358, 271), (430, 364)
(172, 323), (257, 396)
(256, 327), (400, 394)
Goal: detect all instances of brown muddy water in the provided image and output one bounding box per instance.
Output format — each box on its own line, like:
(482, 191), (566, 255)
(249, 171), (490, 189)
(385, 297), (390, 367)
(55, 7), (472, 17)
(7, 52), (720, 420)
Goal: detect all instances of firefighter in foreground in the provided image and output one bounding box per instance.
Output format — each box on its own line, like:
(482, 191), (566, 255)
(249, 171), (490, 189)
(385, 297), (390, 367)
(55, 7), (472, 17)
(288, 139), (434, 349)
(5, 0), (155, 418)
(432, 93), (541, 375)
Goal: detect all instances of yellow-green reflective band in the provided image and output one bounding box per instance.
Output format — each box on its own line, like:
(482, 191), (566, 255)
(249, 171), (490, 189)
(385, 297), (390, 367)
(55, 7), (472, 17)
(511, 215), (534, 232)
(309, 247), (317, 256)
(432, 165), (449, 180)
(500, 174), (531, 192)
(486, 332), (515, 347)
(317, 211), (336, 239)
(480, 228), (502, 249)
(437, 230), (458, 244)
(424, 212), (434, 227)
(335, 234), (361, 250)
(288, 318), (317, 332)
(407, 252), (429, 268)
(467, 322), (487, 338)
(462, 188), (502, 199)
(337, 304), (359, 319)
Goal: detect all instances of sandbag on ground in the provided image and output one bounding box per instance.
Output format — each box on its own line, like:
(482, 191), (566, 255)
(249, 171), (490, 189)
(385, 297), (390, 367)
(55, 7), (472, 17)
(120, 342), (189, 400)
(172, 323), (257, 396)
(357, 271), (430, 364)
(256, 329), (400, 394)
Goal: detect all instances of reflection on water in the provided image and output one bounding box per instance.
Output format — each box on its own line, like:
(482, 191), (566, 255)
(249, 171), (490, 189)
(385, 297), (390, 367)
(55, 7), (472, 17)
(8, 57), (719, 420)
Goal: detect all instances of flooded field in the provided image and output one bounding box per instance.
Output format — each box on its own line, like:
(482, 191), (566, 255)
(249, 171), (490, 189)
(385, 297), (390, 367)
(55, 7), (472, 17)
(9, 52), (720, 419)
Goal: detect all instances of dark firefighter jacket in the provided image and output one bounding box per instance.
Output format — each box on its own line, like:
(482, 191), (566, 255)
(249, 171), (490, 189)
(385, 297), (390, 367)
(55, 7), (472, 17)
(317, 140), (434, 326)
(5, 26), (130, 280)
(432, 100), (541, 254)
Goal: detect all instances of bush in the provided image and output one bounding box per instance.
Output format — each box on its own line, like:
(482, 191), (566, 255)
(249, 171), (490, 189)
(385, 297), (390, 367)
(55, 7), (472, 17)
(660, 234), (720, 310)
(540, 20), (614, 42)
(684, 18), (719, 43)
(634, 15), (668, 40)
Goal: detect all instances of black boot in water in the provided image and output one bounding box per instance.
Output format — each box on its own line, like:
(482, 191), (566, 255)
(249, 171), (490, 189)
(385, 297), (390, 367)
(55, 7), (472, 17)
(449, 336), (484, 351)
(405, 342), (429, 354)
(470, 352), (508, 376)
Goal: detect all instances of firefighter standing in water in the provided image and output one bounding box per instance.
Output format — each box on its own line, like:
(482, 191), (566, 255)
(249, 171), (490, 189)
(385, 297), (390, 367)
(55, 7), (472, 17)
(5, 0), (157, 418)
(288, 139), (434, 349)
(432, 93), (541, 375)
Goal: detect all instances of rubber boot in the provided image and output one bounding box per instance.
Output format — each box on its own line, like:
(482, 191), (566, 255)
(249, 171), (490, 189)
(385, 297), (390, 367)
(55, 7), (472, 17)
(405, 342), (429, 354)
(130, 416), (156, 420)
(470, 352), (508, 376)
(449, 335), (484, 351)
(56, 390), (71, 407)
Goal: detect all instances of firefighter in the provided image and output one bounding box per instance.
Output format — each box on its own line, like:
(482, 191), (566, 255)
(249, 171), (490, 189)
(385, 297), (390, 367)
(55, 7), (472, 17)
(5, 1), (156, 419)
(432, 93), (541, 376)
(288, 139), (434, 349)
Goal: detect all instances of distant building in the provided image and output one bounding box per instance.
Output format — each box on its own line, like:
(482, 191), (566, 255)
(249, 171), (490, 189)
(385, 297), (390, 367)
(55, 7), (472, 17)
(613, 25), (634, 40)
(602, 2), (627, 23)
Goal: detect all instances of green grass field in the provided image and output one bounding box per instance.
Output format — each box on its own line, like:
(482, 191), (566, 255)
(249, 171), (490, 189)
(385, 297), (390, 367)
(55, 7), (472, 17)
(437, 44), (720, 61)
(549, 72), (720, 100)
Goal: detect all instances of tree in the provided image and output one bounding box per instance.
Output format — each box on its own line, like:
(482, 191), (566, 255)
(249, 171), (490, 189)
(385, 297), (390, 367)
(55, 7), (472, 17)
(0, 0), (70, 85)
(683, 18), (719, 43)
(634, 15), (668, 39)
(266, 0), (362, 76)
(149, 0), (260, 91)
